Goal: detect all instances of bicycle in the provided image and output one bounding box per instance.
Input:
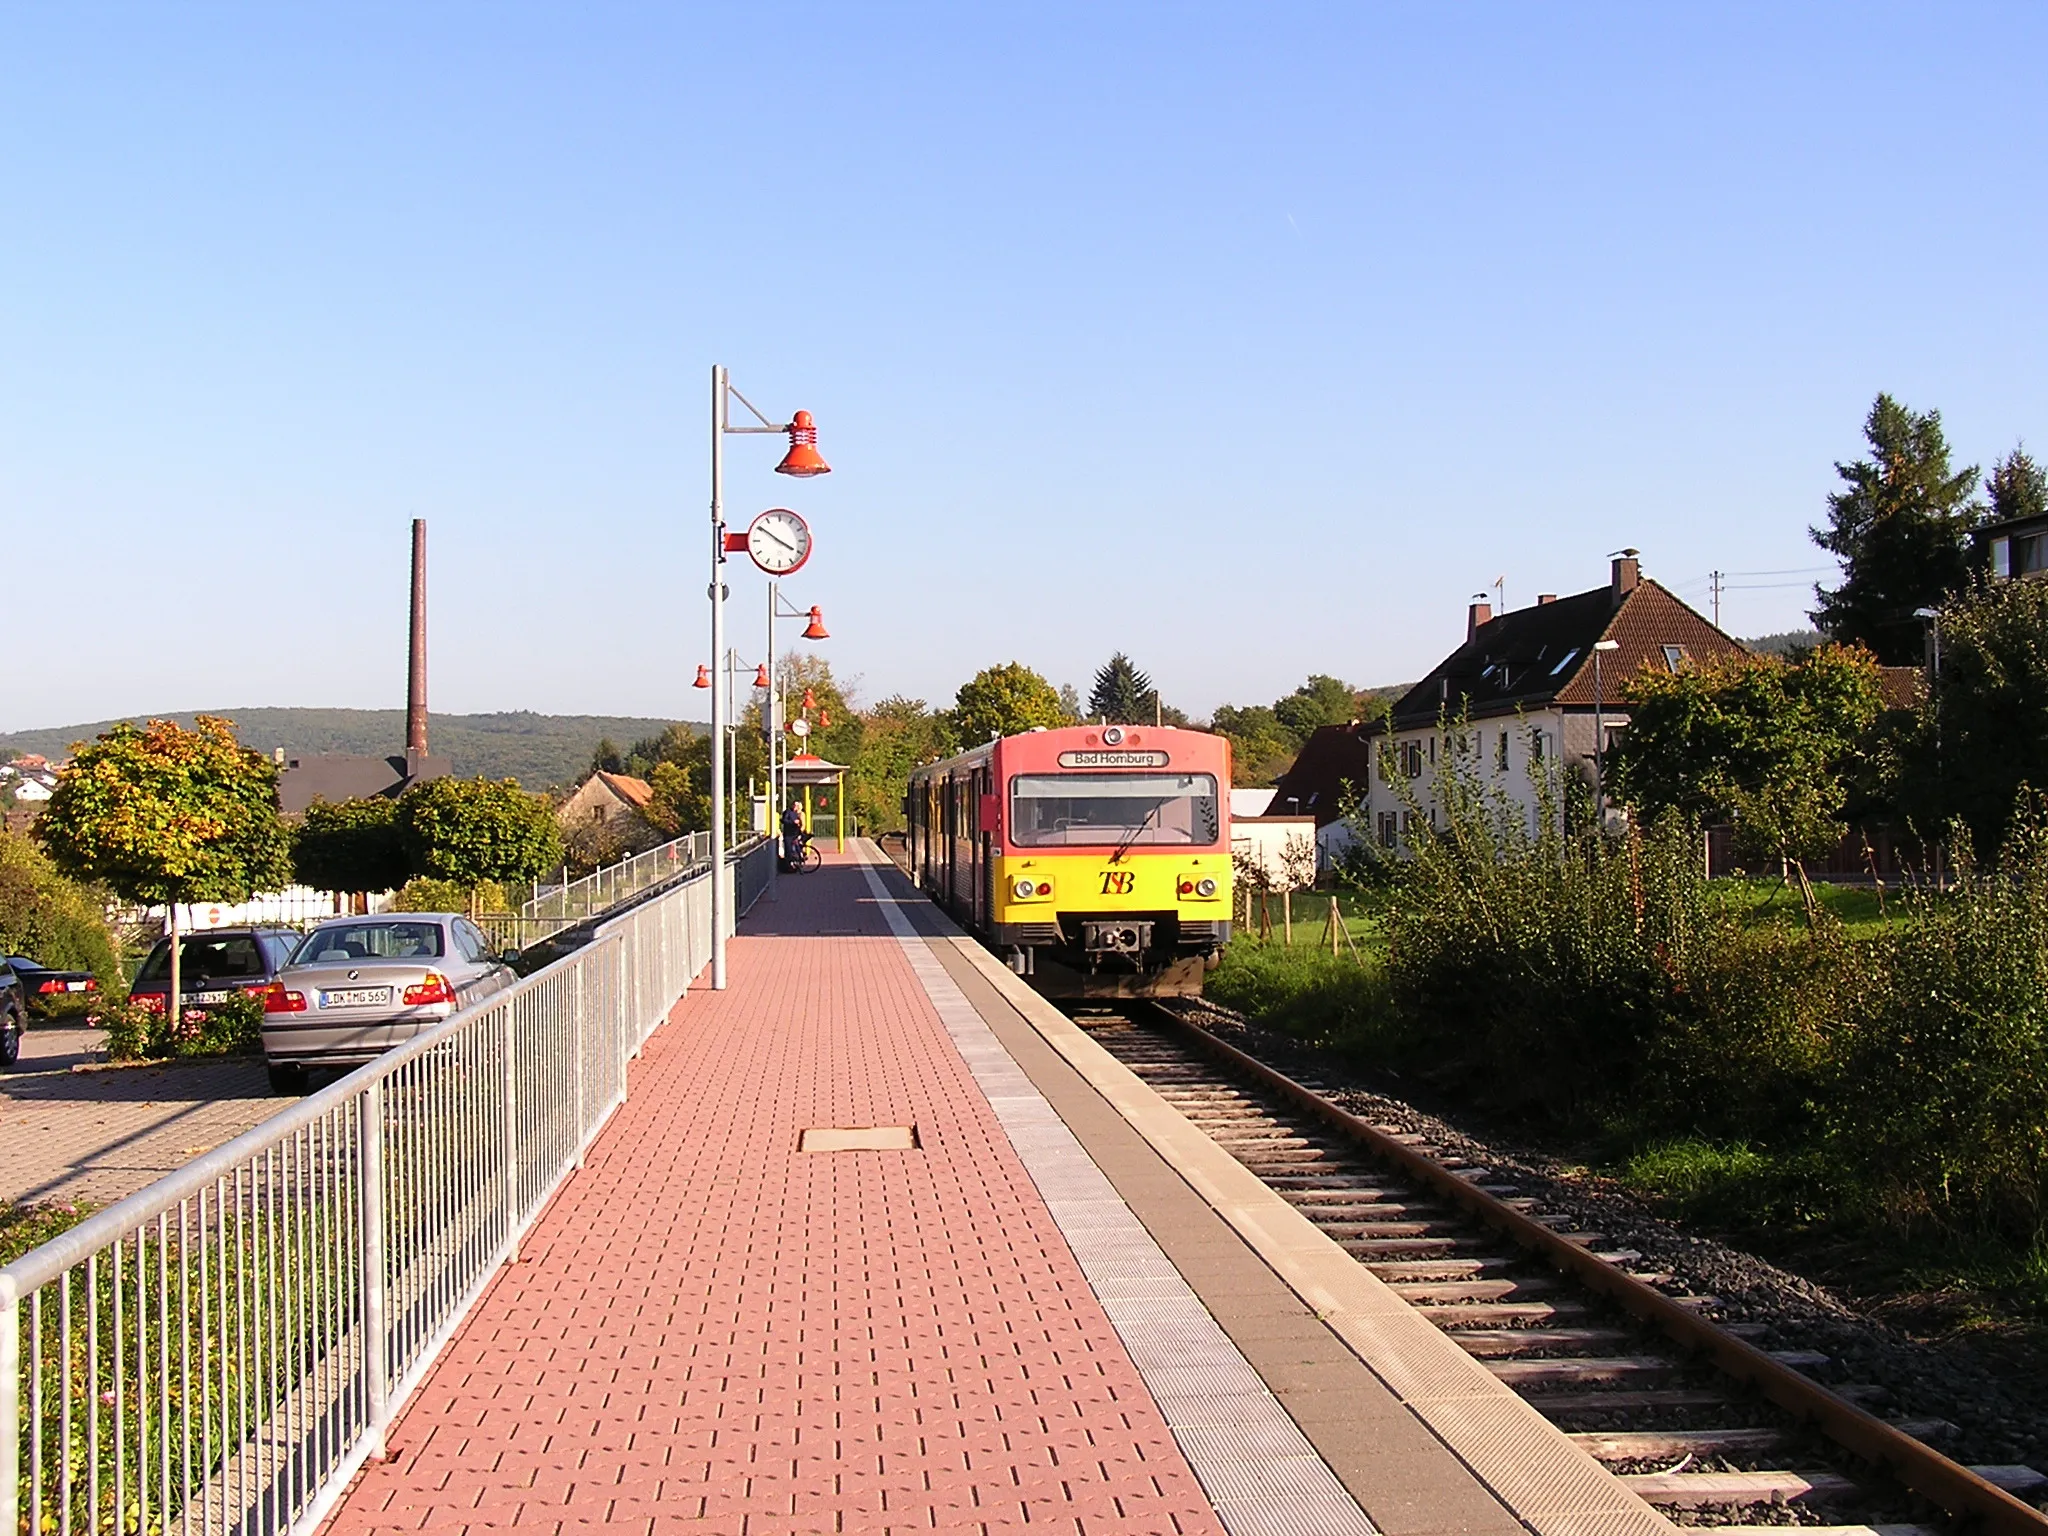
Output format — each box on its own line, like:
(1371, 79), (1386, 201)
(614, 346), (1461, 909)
(780, 833), (823, 873)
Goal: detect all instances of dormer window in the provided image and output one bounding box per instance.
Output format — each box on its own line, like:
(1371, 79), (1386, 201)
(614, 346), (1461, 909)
(1662, 645), (1690, 672)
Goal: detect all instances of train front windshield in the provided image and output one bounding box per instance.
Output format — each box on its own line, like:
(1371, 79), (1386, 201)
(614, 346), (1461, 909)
(1009, 773), (1220, 847)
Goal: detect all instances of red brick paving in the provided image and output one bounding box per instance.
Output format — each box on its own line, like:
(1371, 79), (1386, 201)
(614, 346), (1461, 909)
(326, 851), (1228, 1535)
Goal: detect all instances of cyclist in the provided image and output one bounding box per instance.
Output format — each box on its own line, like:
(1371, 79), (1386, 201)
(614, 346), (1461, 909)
(781, 801), (809, 868)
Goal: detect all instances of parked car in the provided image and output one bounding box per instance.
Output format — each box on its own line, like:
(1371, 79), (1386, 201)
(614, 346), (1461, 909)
(4, 955), (100, 1018)
(0, 960), (24, 1068)
(129, 928), (304, 1022)
(261, 914), (516, 1093)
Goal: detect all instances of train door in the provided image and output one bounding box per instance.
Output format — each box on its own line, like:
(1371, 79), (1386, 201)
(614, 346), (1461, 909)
(975, 764), (992, 929)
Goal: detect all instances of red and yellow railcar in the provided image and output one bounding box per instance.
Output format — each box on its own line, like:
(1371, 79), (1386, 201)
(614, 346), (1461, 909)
(905, 725), (1232, 997)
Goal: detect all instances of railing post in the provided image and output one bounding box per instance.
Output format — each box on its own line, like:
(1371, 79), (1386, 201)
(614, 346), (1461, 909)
(359, 1082), (390, 1459)
(572, 964), (587, 1165)
(1, 1283), (19, 1536)
(500, 1006), (520, 1261)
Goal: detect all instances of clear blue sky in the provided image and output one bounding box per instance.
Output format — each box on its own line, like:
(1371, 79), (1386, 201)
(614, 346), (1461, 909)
(7, 3), (2045, 733)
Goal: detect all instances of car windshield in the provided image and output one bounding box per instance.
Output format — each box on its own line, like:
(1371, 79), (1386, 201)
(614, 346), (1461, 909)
(1009, 773), (1220, 847)
(135, 936), (268, 986)
(295, 922), (445, 964)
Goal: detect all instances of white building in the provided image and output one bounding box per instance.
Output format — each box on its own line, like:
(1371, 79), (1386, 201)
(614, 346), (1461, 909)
(1269, 555), (1747, 864)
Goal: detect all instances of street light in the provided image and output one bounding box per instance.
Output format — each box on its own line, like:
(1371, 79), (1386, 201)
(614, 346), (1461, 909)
(696, 654), (774, 840)
(709, 367), (828, 990)
(1915, 605), (1943, 779)
(764, 587), (830, 870)
(1591, 638), (1621, 828)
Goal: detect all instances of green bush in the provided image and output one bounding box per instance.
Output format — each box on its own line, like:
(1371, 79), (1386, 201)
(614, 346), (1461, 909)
(1206, 944), (1398, 1055)
(1829, 803), (2048, 1239)
(101, 991), (265, 1062)
(390, 876), (512, 914)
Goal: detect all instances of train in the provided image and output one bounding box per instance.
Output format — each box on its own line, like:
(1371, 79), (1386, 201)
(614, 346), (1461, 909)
(905, 724), (1233, 997)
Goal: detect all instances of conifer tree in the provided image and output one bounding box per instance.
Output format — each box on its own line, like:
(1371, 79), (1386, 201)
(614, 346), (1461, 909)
(1810, 394), (1981, 664)
(1088, 653), (1154, 723)
(1986, 445), (2048, 524)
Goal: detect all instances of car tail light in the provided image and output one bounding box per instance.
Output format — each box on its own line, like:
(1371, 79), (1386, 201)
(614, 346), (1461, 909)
(403, 973), (456, 1007)
(37, 979), (63, 994)
(262, 983), (307, 1014)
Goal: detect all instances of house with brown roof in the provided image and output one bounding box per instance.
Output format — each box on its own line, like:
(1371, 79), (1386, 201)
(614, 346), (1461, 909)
(1273, 554), (1748, 860)
(557, 770), (655, 829)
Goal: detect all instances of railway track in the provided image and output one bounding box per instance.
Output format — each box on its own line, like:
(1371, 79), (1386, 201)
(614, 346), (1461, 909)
(1083, 1002), (2048, 1536)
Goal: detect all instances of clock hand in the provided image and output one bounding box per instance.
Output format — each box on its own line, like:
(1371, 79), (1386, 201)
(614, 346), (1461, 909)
(762, 528), (797, 552)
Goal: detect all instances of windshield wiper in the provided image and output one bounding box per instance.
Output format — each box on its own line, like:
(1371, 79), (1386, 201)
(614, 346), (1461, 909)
(1109, 802), (1160, 864)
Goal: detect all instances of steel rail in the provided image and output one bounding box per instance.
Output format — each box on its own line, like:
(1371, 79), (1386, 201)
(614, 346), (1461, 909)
(1148, 1004), (2048, 1536)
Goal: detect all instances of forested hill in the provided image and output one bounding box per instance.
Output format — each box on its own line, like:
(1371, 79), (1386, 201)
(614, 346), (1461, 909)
(0, 709), (696, 790)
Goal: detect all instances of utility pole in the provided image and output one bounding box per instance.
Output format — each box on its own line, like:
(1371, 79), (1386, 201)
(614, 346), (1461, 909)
(1709, 570), (1724, 629)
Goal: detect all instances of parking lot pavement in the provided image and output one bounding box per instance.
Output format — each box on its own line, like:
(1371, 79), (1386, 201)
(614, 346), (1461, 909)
(0, 1024), (282, 1209)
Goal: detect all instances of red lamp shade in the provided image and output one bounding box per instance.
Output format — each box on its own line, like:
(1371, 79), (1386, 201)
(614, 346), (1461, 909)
(753, 663), (771, 689)
(802, 606), (830, 640)
(775, 410), (831, 477)
(692, 665), (711, 689)
(802, 689), (816, 710)
(820, 709), (832, 728)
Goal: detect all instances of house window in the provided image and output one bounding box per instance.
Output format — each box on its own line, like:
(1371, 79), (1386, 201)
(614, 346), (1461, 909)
(1401, 740), (1424, 778)
(1496, 730), (1510, 770)
(1530, 728), (1545, 763)
(2018, 534), (2048, 577)
(1377, 811), (1397, 848)
(1549, 647), (1580, 677)
(1400, 810), (1415, 838)
(1993, 537), (2012, 578)
(1661, 645), (1690, 672)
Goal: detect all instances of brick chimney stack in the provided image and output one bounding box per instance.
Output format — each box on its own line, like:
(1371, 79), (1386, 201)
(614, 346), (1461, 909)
(406, 519), (428, 766)
(1467, 597), (1492, 642)
(1537, 593), (1557, 605)
(1611, 550), (1640, 600)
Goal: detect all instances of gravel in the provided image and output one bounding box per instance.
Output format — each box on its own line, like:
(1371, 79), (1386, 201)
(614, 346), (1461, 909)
(1164, 995), (2048, 1480)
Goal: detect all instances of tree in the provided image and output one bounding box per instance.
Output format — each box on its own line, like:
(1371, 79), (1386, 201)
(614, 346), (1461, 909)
(1609, 646), (1886, 899)
(588, 737), (626, 776)
(36, 716), (293, 1020)
(1057, 683), (1083, 723)
(1894, 577), (2048, 855)
(1089, 653), (1154, 723)
(1273, 674), (1361, 739)
(1811, 394), (1981, 664)
(1209, 703), (1299, 787)
(950, 662), (1068, 743)
(847, 696), (956, 832)
(397, 777), (562, 913)
(0, 831), (122, 994)
(1987, 445), (2048, 523)
(292, 797), (412, 896)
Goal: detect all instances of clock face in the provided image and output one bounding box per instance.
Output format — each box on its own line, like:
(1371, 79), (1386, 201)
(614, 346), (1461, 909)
(747, 509), (812, 575)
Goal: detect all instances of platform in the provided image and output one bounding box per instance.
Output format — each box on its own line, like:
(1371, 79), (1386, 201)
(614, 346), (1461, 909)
(325, 843), (1670, 1536)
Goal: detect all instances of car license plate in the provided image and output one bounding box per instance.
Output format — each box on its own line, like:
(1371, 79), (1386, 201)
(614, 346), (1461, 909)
(321, 987), (392, 1008)
(64, 980), (88, 992)
(191, 990), (230, 1004)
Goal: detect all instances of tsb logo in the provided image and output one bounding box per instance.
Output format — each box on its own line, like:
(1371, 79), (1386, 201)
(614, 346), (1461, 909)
(1099, 870), (1136, 896)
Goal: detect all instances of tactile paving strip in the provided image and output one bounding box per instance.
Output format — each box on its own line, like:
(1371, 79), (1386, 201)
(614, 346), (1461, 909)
(858, 852), (1381, 1536)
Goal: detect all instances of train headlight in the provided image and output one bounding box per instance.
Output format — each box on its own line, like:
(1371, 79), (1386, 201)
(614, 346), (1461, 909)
(1013, 877), (1037, 900)
(1196, 877), (1218, 897)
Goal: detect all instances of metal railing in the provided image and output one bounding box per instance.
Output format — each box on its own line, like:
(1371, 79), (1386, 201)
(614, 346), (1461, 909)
(518, 833), (714, 935)
(2, 838), (773, 1536)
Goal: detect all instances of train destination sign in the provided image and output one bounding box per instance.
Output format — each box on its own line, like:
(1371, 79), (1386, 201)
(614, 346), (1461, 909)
(1057, 750), (1169, 768)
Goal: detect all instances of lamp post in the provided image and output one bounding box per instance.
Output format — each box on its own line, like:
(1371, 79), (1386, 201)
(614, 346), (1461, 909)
(1915, 605), (1943, 785)
(708, 367), (828, 989)
(695, 655), (773, 840)
(1591, 638), (1621, 828)
(765, 584), (830, 851)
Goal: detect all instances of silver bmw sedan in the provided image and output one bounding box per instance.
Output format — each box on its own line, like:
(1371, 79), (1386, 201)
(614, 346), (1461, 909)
(260, 914), (515, 1092)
